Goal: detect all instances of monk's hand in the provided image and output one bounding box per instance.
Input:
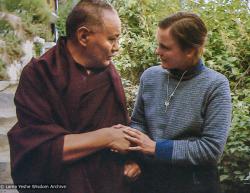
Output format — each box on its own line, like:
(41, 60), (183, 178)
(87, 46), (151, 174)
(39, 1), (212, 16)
(124, 161), (141, 180)
(122, 126), (156, 155)
(106, 126), (130, 154)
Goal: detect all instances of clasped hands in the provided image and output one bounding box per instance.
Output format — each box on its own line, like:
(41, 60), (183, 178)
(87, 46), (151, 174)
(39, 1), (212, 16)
(108, 124), (156, 180)
(112, 124), (156, 155)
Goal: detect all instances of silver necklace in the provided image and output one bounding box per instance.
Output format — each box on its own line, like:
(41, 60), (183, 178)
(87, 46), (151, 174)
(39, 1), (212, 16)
(165, 70), (187, 111)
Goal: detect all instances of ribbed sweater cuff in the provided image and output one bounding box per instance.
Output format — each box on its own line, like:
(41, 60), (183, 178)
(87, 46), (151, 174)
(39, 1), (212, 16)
(155, 140), (173, 160)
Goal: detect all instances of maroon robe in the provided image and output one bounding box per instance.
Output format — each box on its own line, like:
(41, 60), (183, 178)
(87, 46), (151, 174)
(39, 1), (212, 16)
(8, 37), (130, 193)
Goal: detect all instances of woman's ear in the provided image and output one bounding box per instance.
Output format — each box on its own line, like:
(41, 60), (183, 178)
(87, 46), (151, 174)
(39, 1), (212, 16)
(76, 26), (90, 47)
(186, 47), (204, 59)
(186, 48), (197, 59)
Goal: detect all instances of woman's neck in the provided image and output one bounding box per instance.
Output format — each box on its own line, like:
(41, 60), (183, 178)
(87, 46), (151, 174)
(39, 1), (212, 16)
(169, 59), (204, 80)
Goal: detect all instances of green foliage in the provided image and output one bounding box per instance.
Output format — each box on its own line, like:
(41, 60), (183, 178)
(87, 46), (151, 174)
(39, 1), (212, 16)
(0, 32), (24, 61)
(0, 0), (51, 21)
(0, 0), (53, 39)
(53, 1), (250, 192)
(112, 0), (181, 84)
(33, 42), (43, 57)
(0, 58), (7, 80)
(122, 78), (138, 114)
(220, 89), (250, 193)
(188, 0), (250, 89)
(112, 1), (249, 192)
(0, 0), (53, 79)
(0, 20), (12, 34)
(56, 0), (74, 37)
(184, 1), (250, 191)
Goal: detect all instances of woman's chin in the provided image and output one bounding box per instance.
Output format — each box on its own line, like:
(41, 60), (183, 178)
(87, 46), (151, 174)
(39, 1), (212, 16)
(161, 63), (172, 69)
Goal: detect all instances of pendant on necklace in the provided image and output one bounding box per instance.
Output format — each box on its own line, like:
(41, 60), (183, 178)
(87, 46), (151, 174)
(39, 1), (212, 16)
(164, 101), (170, 111)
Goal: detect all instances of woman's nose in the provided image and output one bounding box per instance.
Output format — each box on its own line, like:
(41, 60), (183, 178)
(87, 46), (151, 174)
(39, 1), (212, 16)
(155, 47), (160, 56)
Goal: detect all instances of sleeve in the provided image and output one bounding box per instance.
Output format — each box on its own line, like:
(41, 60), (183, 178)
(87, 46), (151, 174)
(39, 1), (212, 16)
(8, 61), (69, 185)
(156, 79), (232, 165)
(130, 76), (147, 132)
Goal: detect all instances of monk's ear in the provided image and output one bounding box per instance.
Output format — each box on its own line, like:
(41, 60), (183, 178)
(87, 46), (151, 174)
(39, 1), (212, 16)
(76, 26), (91, 47)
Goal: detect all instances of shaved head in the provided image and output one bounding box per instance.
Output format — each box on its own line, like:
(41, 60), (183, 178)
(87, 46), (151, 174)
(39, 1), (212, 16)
(66, 0), (116, 39)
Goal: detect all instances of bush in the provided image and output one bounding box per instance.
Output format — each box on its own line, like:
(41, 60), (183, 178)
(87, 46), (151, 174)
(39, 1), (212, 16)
(112, 0), (181, 84)
(56, 1), (250, 192)
(185, 1), (250, 192)
(56, 0), (74, 37)
(0, 0), (53, 79)
(113, 1), (250, 192)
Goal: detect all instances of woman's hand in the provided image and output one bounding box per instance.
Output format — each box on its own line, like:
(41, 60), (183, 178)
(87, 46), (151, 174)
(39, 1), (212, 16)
(114, 125), (156, 155)
(105, 126), (131, 154)
(124, 161), (141, 180)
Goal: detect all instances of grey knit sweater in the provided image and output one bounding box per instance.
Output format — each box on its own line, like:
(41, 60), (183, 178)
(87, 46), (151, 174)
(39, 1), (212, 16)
(131, 62), (232, 165)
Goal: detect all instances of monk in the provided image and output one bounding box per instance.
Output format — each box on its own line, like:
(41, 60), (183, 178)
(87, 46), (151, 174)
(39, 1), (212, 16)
(8, 1), (140, 193)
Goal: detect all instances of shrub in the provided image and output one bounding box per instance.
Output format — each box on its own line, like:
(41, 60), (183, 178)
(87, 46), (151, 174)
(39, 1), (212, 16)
(185, 1), (250, 192)
(56, 1), (250, 192)
(112, 0), (181, 84)
(56, 0), (74, 37)
(113, 1), (250, 192)
(0, 0), (53, 79)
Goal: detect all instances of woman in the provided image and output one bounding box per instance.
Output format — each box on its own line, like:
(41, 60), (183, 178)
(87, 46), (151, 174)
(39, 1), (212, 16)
(123, 12), (232, 193)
